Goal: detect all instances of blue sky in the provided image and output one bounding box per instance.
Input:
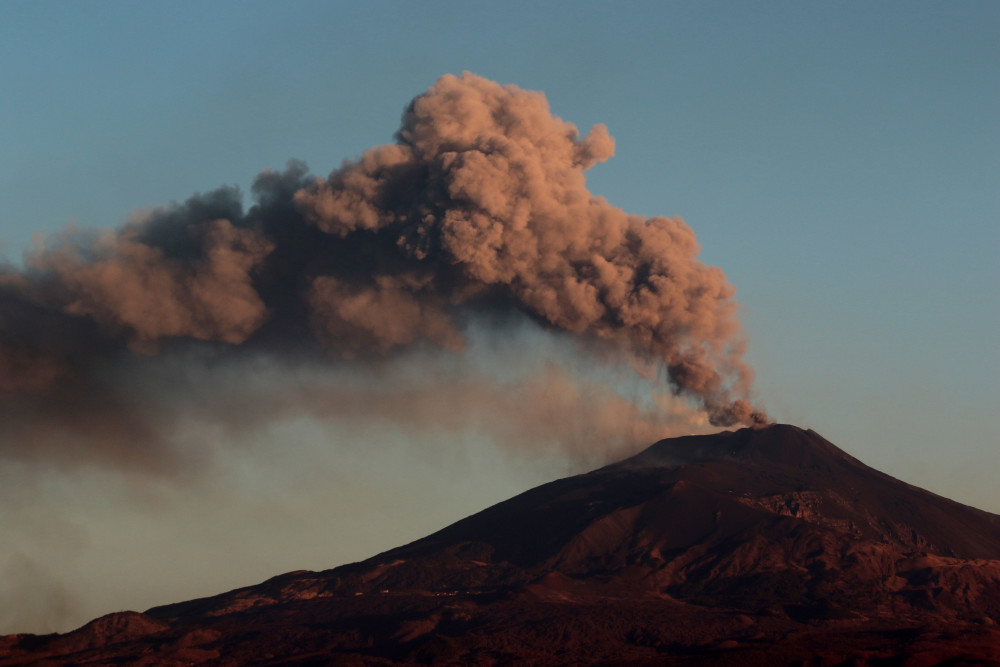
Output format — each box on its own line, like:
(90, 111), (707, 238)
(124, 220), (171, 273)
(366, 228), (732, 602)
(1, 0), (997, 634)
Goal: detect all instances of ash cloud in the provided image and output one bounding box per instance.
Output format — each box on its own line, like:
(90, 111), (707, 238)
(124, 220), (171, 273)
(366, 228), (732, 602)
(0, 553), (82, 635)
(0, 72), (767, 470)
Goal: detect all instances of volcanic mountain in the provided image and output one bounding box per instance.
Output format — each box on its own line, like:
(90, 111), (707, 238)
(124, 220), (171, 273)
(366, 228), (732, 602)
(3, 424), (999, 665)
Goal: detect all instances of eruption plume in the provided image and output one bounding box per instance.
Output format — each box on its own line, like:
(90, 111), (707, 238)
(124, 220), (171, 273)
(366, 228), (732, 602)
(0, 72), (767, 468)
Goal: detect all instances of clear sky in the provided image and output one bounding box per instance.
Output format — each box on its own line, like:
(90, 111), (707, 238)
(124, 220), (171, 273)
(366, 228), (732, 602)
(1, 0), (997, 634)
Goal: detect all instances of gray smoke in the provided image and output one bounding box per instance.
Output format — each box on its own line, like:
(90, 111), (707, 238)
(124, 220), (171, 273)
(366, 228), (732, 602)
(0, 72), (767, 470)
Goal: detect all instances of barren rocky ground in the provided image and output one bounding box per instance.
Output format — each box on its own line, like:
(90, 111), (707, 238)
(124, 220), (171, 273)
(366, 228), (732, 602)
(3, 424), (998, 665)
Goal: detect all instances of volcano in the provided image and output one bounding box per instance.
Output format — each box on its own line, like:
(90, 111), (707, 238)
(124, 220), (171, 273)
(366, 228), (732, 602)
(3, 424), (999, 665)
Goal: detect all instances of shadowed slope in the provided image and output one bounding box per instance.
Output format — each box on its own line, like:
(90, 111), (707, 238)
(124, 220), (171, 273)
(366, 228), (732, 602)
(322, 424), (999, 579)
(3, 424), (999, 666)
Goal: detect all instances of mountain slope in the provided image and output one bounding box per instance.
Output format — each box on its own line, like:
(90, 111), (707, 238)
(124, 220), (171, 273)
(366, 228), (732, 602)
(3, 424), (999, 666)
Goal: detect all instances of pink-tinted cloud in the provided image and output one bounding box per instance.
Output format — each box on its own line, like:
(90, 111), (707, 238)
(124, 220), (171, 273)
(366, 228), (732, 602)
(0, 72), (767, 470)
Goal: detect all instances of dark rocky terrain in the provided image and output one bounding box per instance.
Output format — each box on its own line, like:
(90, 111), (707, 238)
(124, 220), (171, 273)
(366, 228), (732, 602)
(3, 424), (999, 665)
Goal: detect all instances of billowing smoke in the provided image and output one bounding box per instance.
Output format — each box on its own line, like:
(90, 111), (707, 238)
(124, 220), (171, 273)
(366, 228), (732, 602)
(0, 72), (767, 470)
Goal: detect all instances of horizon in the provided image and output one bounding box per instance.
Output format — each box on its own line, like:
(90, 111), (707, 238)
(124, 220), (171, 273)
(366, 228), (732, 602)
(1, 0), (997, 635)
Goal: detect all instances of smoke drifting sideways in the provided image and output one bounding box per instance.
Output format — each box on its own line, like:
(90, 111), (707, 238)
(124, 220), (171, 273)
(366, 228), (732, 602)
(0, 72), (768, 473)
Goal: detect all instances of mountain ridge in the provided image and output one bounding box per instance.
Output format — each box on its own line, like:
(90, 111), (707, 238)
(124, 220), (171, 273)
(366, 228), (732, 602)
(3, 424), (999, 666)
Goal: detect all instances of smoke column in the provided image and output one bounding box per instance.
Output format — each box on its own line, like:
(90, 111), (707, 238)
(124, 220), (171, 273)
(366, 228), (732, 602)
(0, 72), (767, 469)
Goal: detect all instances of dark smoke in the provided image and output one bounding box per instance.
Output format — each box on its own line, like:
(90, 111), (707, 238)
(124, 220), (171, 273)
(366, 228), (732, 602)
(0, 72), (767, 468)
